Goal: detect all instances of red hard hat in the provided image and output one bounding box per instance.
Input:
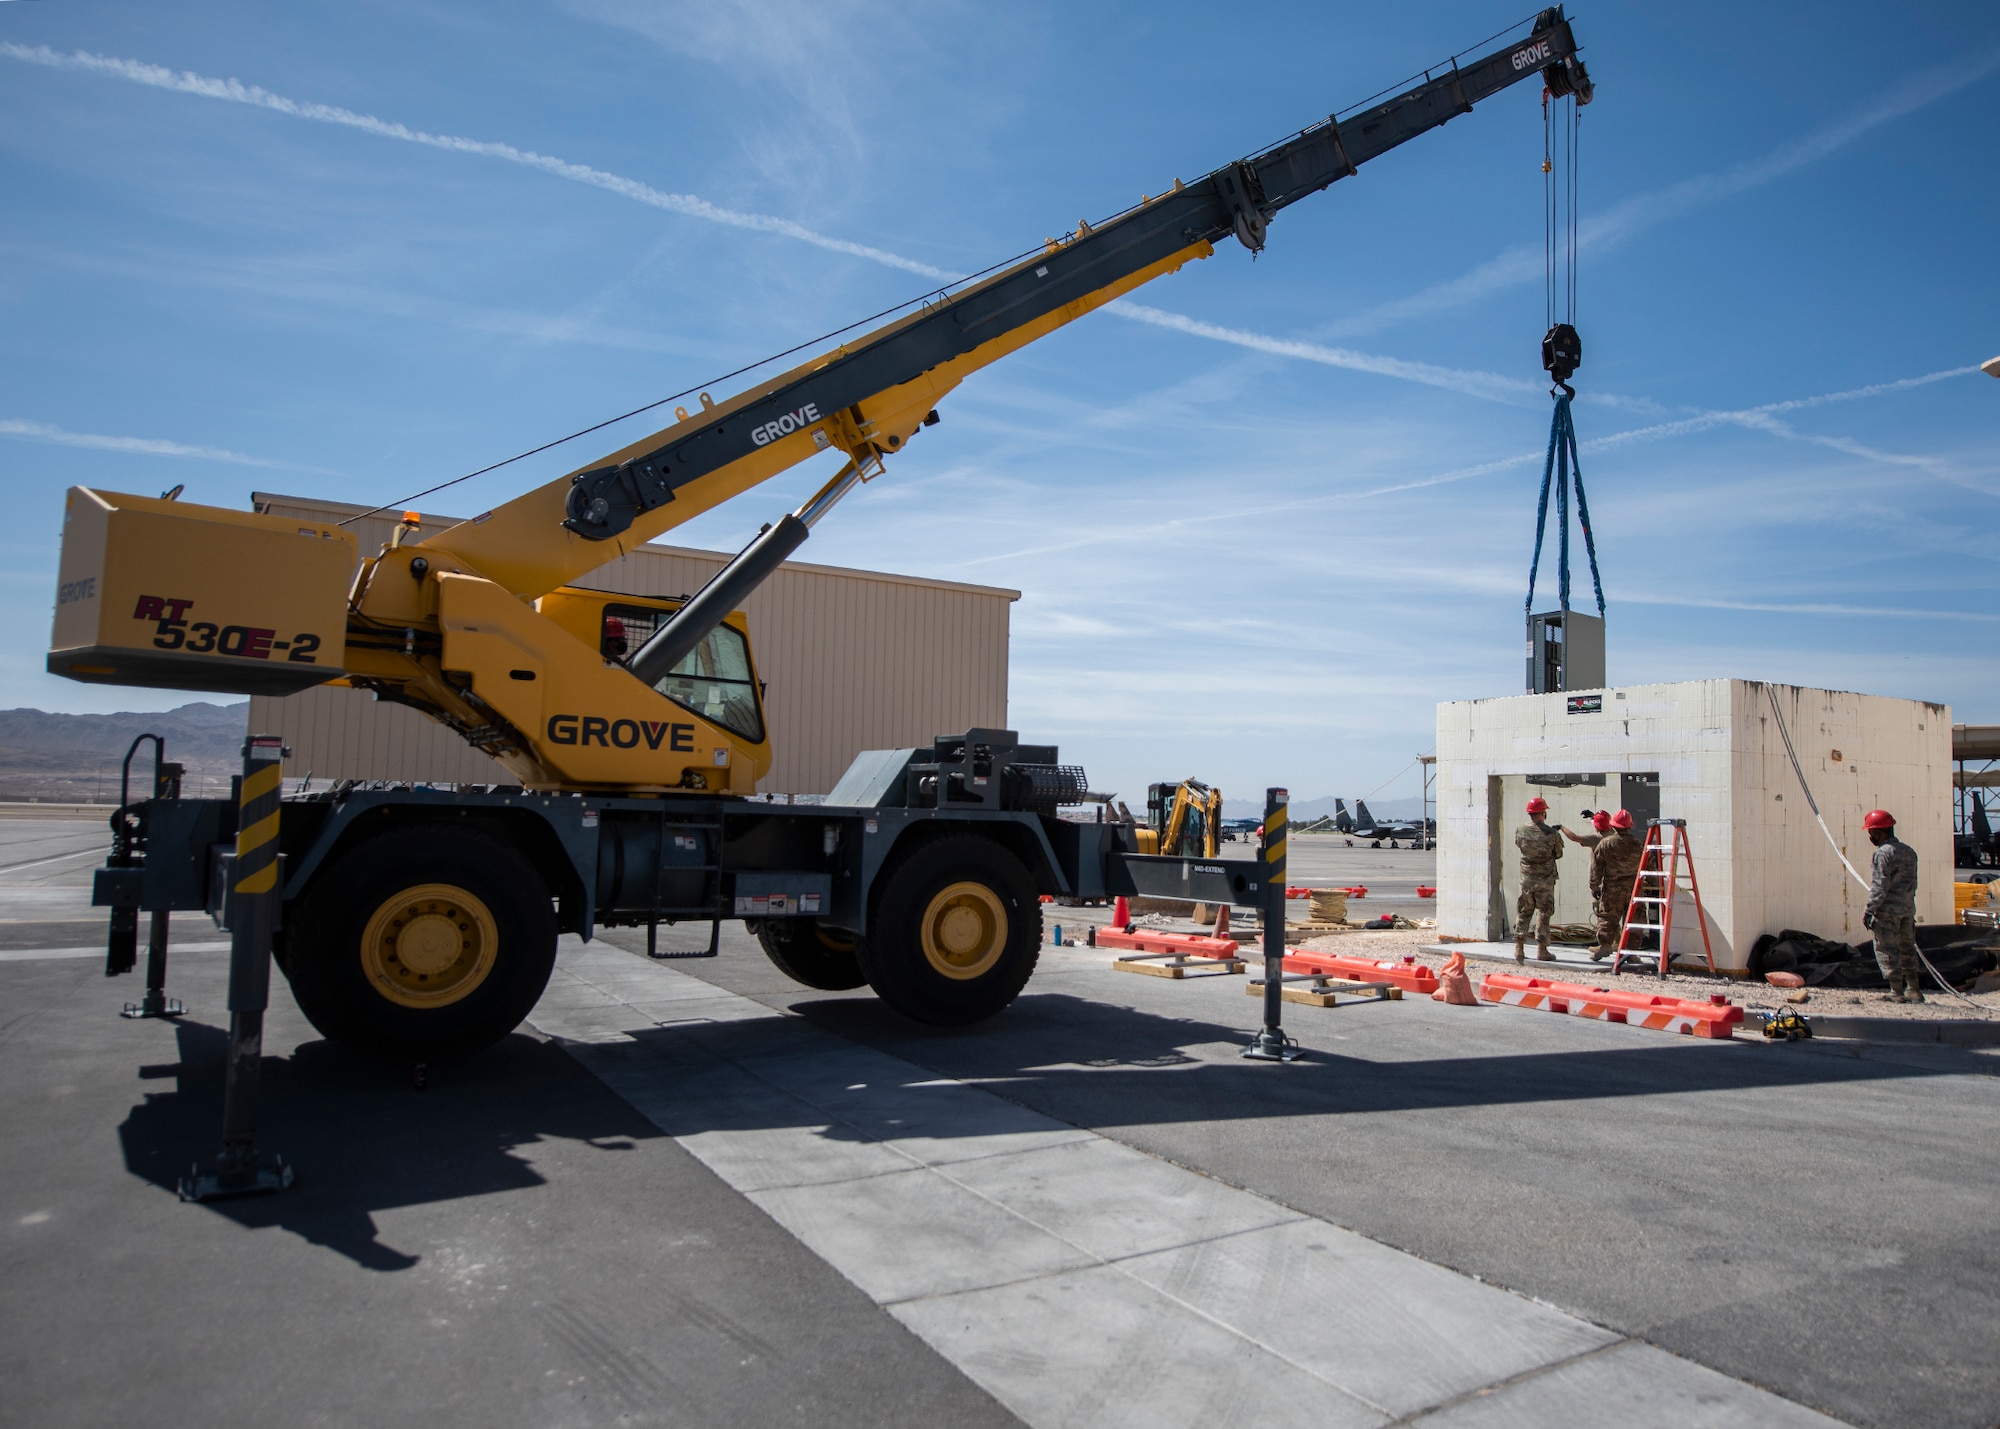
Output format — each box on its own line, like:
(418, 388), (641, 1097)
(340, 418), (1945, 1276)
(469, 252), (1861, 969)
(1863, 809), (1895, 830)
(1591, 811), (1612, 831)
(1525, 797), (1548, 814)
(1611, 809), (1633, 830)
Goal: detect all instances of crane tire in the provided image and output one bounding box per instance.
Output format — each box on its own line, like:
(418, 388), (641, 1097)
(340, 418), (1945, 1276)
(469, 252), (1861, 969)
(755, 919), (866, 990)
(281, 825), (558, 1063)
(860, 834), (1039, 1026)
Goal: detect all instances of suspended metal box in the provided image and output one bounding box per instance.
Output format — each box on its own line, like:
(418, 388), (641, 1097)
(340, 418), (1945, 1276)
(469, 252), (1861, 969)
(1527, 609), (1604, 694)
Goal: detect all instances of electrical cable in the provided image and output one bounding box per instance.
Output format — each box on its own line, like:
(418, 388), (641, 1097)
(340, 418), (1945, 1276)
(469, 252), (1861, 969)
(1764, 686), (1990, 1011)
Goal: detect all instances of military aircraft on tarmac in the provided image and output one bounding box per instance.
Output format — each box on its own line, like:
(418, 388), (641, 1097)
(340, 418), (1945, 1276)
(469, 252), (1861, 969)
(1352, 800), (1434, 849)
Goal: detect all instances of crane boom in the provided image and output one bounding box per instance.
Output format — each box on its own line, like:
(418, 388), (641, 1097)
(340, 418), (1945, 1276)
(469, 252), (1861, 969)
(417, 9), (1592, 601)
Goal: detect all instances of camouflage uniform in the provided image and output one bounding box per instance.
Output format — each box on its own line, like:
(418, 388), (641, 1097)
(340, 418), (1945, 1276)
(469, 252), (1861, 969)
(1590, 829), (1647, 955)
(1865, 834), (1920, 993)
(1513, 822), (1563, 956)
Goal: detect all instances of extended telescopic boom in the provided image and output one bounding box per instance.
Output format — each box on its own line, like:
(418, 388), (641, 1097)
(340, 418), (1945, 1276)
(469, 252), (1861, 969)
(411, 9), (1592, 604)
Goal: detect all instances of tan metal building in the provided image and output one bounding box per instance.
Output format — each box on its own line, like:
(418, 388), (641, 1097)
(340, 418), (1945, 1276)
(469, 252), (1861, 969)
(245, 492), (1017, 794)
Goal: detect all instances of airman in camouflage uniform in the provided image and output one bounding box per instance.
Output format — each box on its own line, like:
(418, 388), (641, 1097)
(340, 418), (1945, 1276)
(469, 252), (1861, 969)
(1513, 798), (1563, 962)
(1589, 813), (1648, 960)
(1863, 809), (1922, 1003)
(1562, 809), (1613, 851)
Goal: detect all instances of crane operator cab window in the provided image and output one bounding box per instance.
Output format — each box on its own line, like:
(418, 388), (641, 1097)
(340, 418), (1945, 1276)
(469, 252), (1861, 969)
(602, 603), (764, 743)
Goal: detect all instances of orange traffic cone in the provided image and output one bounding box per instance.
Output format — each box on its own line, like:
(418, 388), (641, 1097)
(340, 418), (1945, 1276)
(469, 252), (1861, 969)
(1431, 951), (1478, 1005)
(1212, 903), (1232, 943)
(1111, 895), (1132, 931)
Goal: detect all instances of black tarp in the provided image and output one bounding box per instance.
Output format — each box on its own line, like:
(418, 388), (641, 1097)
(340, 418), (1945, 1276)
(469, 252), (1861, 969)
(1749, 927), (2000, 989)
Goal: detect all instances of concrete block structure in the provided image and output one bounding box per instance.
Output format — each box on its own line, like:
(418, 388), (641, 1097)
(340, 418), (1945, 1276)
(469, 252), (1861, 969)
(1435, 679), (1951, 969)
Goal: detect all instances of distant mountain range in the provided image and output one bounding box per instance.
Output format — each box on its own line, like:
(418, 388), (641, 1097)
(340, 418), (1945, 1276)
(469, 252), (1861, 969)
(0, 702), (247, 802)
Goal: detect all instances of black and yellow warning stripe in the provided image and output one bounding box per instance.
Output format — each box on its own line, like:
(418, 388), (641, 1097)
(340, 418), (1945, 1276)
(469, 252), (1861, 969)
(233, 760), (283, 896)
(1263, 802), (1286, 870)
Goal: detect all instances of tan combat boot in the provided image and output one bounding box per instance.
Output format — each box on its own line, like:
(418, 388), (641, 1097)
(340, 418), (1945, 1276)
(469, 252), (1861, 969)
(1513, 940), (1525, 964)
(1904, 978), (1924, 1005)
(1885, 978), (1906, 1004)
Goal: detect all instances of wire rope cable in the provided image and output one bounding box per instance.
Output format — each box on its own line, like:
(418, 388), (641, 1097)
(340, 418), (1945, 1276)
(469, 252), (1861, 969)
(1765, 686), (1989, 1011)
(348, 9), (1570, 531)
(337, 240), (1053, 527)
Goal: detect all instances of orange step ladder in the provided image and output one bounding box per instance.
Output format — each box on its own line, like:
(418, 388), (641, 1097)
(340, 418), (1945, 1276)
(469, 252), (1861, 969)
(1614, 818), (1715, 978)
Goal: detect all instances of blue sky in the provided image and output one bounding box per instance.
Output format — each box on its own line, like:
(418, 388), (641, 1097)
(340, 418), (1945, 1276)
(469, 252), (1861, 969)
(3, 1), (1996, 807)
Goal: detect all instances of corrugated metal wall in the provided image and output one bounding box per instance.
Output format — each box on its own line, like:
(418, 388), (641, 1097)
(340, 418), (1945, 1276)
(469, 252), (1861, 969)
(245, 492), (1015, 794)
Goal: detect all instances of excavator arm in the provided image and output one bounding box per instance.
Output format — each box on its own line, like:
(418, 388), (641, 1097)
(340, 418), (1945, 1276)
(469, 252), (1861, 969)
(49, 11), (1589, 794)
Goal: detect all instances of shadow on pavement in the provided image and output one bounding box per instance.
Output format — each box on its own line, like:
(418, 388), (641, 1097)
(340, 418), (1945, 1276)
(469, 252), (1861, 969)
(771, 991), (1961, 1120)
(118, 1018), (664, 1270)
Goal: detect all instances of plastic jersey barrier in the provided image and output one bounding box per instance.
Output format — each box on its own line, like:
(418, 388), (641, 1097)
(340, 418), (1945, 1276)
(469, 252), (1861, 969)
(1283, 951), (1439, 996)
(1093, 927), (1242, 960)
(1479, 972), (1744, 1038)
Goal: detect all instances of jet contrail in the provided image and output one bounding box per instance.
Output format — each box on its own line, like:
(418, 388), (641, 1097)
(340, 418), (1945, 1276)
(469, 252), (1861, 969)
(2, 40), (1561, 405)
(954, 365), (1984, 567)
(0, 42), (955, 279)
(1321, 45), (2000, 339)
(1106, 302), (1539, 404)
(6, 41), (1987, 445)
(0, 417), (307, 469)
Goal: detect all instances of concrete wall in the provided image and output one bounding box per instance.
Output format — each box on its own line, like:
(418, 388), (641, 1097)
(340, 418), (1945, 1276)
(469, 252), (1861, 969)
(246, 492), (1018, 795)
(1437, 679), (1951, 968)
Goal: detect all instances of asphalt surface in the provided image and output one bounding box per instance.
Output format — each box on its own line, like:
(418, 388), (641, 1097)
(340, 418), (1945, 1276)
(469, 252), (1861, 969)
(5, 818), (1997, 1426)
(0, 822), (1015, 1429)
(1217, 833), (1440, 922)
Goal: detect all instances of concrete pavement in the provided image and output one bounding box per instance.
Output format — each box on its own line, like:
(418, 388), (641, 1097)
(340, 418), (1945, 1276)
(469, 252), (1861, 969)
(534, 942), (1840, 1427)
(8, 818), (1999, 1425)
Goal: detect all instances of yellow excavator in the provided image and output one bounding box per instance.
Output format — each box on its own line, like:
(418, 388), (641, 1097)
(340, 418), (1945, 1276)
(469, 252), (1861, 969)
(1135, 780), (1224, 858)
(58, 15), (1591, 1059)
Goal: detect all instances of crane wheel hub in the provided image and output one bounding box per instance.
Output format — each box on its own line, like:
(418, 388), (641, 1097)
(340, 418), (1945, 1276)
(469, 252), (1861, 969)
(361, 883), (499, 1008)
(920, 881), (1007, 980)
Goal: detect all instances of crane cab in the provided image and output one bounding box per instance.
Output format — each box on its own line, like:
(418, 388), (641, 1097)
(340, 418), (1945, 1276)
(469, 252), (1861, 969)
(530, 587), (769, 788)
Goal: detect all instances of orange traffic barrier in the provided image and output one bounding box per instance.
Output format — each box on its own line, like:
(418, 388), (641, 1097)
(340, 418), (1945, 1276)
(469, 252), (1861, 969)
(1415, 885), (1436, 898)
(1338, 885), (1368, 899)
(1094, 926), (1241, 960)
(1431, 951), (1477, 1004)
(1479, 972), (1744, 1038)
(1282, 950), (1439, 996)
(1285, 886), (1312, 899)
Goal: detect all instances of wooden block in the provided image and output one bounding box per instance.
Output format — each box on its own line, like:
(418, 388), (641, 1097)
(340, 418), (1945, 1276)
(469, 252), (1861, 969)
(1116, 958), (1187, 978)
(1115, 957), (1243, 978)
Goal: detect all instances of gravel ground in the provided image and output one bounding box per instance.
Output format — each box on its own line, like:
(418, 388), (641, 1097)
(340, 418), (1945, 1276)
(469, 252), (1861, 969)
(1075, 904), (2000, 1023)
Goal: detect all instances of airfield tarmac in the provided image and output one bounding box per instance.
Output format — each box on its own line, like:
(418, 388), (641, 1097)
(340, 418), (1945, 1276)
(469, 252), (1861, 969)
(4, 819), (1997, 1428)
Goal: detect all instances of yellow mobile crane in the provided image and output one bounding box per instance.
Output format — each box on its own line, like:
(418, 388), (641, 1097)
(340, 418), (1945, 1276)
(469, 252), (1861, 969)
(59, 16), (1590, 1061)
